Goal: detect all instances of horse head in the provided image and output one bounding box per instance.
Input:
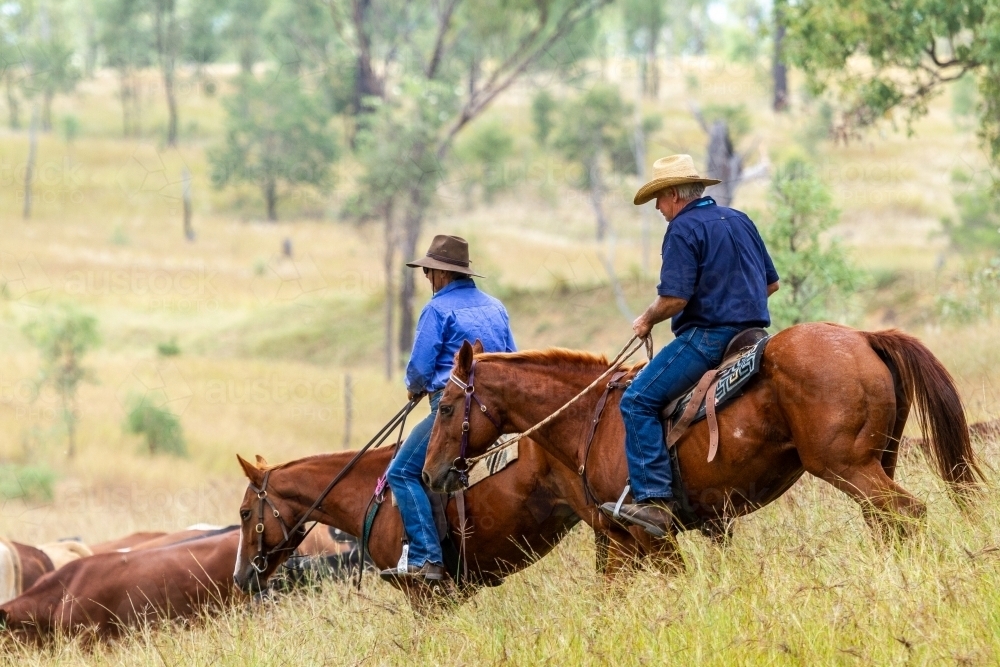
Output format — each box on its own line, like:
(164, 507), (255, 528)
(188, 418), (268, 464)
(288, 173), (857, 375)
(423, 339), (508, 493)
(233, 454), (308, 595)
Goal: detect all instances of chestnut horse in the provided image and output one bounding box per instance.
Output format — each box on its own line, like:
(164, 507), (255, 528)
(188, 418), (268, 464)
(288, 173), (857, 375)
(423, 323), (983, 566)
(233, 441), (593, 606)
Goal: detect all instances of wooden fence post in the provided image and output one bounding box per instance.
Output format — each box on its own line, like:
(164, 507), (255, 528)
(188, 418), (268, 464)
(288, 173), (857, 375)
(343, 374), (353, 448)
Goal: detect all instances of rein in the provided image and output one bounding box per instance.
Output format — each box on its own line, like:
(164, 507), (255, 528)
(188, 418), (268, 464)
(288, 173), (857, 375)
(248, 399), (419, 574)
(448, 334), (652, 477)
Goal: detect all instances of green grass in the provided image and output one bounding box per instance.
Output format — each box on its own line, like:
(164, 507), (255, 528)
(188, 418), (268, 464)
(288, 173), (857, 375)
(0, 53), (999, 664)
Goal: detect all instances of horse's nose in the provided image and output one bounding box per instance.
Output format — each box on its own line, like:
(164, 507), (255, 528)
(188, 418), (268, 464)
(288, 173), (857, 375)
(421, 470), (432, 486)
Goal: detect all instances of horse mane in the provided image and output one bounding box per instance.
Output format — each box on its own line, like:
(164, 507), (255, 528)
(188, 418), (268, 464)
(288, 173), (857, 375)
(477, 348), (610, 367)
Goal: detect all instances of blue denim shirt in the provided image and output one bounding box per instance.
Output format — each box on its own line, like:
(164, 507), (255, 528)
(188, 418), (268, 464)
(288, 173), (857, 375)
(405, 278), (516, 394)
(658, 197), (779, 335)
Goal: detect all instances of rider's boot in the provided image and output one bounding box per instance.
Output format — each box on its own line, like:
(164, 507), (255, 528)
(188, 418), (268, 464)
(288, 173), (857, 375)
(379, 561), (445, 583)
(600, 498), (680, 538)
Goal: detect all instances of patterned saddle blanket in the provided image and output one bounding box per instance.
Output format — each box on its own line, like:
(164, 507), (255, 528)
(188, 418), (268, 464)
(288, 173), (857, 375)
(662, 334), (770, 428)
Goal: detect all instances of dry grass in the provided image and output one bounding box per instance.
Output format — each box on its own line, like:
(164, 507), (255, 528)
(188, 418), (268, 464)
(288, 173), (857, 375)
(0, 54), (998, 663)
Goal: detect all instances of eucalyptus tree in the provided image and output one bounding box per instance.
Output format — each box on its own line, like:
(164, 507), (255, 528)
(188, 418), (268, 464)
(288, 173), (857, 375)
(784, 0), (997, 155)
(95, 0), (152, 137)
(345, 0), (609, 358)
(209, 73), (339, 221)
(21, 0), (79, 132)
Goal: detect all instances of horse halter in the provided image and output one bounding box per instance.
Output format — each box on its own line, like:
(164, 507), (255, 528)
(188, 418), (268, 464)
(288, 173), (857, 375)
(448, 358), (503, 487)
(246, 469), (301, 574)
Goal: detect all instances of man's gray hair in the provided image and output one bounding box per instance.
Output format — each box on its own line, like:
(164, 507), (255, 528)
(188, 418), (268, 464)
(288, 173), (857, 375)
(666, 182), (707, 201)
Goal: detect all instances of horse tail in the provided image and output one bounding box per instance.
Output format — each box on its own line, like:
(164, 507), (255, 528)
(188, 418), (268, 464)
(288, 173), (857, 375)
(863, 329), (983, 494)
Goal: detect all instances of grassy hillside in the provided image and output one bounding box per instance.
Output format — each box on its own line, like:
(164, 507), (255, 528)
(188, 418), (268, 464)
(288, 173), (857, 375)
(1, 55), (999, 663)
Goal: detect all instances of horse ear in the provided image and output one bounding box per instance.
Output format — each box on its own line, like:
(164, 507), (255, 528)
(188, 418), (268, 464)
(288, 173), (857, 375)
(255, 454), (269, 467)
(237, 454), (261, 481)
(457, 340), (475, 376)
(472, 339), (484, 354)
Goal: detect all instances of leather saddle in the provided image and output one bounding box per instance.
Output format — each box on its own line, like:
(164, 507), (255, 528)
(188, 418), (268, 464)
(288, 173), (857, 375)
(658, 328), (770, 462)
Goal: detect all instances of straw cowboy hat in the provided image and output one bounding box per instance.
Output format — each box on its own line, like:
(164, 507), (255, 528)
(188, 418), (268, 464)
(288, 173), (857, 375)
(633, 154), (721, 205)
(406, 234), (483, 277)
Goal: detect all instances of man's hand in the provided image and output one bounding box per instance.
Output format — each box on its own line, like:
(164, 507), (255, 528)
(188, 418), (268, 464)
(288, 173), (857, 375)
(634, 296), (688, 339)
(632, 314), (653, 338)
(407, 390), (426, 402)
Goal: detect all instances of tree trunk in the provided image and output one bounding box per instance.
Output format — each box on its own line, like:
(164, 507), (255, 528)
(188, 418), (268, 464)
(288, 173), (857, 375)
(646, 31), (660, 98)
(397, 198), (424, 363)
(705, 120), (741, 207)
(383, 205), (397, 379)
(265, 180), (278, 221)
(23, 107), (38, 219)
(163, 66), (178, 146)
(633, 65), (650, 272)
(42, 91), (53, 132)
(155, 0), (179, 146)
(5, 75), (19, 130)
(119, 71), (131, 137)
(588, 158), (608, 241)
(773, 2), (788, 112)
(352, 0), (383, 115)
(64, 404), (76, 459)
(182, 167), (193, 240)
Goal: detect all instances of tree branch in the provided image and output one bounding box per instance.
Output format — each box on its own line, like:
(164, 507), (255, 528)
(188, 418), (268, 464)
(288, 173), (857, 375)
(426, 0), (461, 80)
(436, 0), (608, 158)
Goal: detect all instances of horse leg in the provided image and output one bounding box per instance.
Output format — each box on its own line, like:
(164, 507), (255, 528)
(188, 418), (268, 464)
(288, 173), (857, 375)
(814, 458), (926, 540)
(700, 517), (735, 546)
(602, 527), (643, 580)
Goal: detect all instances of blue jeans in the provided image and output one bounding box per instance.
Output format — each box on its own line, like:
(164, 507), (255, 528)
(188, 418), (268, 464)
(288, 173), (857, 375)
(620, 326), (741, 503)
(386, 390), (443, 568)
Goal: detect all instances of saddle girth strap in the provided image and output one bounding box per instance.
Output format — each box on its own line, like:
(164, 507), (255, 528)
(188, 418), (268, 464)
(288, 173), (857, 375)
(705, 375), (722, 462)
(455, 490), (469, 584)
(581, 370), (630, 505)
(666, 369), (720, 451)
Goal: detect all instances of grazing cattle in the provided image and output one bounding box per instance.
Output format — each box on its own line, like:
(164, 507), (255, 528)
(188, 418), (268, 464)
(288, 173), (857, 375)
(89, 532), (168, 554)
(0, 529), (242, 641)
(36, 541), (92, 570)
(0, 541), (54, 603)
(0, 525), (361, 641)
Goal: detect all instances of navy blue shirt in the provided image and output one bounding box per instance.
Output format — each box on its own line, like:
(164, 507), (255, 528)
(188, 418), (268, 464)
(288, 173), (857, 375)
(658, 197), (778, 335)
(405, 278), (516, 394)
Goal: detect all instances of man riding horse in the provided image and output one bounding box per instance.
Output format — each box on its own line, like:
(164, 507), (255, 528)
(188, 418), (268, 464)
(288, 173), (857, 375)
(604, 154), (780, 537)
(380, 235), (516, 584)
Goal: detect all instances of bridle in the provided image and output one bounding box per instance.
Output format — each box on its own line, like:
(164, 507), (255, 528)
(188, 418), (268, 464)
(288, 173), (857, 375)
(246, 469), (304, 574)
(243, 400), (418, 577)
(447, 357), (503, 486)
(444, 335), (652, 489)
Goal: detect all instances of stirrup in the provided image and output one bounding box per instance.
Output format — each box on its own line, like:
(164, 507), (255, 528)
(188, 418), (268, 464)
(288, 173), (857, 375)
(611, 484), (630, 519)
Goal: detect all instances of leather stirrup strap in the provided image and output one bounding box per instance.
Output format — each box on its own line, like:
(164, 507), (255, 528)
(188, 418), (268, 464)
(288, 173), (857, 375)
(667, 370), (720, 449)
(456, 490), (469, 584)
(705, 376), (722, 462)
(581, 370), (629, 505)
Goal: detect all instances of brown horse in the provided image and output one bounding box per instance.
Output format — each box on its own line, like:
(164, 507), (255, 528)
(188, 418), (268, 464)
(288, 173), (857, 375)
(0, 529), (241, 641)
(423, 323), (983, 567)
(233, 440), (593, 606)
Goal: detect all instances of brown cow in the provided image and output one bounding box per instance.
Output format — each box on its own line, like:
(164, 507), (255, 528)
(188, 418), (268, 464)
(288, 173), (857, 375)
(4, 542), (53, 599)
(0, 529), (242, 641)
(89, 532), (167, 554)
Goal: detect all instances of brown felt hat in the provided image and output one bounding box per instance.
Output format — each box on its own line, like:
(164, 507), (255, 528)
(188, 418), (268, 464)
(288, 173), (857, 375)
(406, 235), (483, 277)
(633, 154), (722, 205)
